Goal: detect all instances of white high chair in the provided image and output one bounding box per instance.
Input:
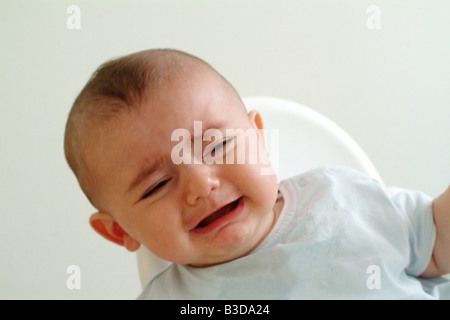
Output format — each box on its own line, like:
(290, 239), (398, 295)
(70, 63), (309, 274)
(136, 96), (382, 289)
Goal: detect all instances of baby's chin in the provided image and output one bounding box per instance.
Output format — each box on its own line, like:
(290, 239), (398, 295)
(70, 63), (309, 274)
(189, 223), (275, 267)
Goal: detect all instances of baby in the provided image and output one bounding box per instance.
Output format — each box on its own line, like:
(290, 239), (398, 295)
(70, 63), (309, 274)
(64, 48), (450, 299)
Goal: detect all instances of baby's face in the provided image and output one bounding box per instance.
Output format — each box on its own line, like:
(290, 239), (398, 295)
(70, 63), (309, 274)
(86, 70), (279, 266)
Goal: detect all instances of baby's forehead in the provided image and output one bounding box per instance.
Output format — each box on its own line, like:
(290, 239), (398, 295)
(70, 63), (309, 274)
(136, 103), (244, 132)
(138, 77), (246, 124)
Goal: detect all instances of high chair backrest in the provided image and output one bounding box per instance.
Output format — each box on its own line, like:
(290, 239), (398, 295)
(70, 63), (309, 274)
(136, 96), (382, 288)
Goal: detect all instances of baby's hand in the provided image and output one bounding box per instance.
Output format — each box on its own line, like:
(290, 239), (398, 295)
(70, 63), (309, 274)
(422, 185), (450, 277)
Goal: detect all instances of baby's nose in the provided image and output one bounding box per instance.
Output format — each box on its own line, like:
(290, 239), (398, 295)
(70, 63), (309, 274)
(180, 164), (220, 205)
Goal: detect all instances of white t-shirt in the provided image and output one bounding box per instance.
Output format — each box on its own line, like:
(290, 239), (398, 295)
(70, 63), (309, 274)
(138, 166), (450, 299)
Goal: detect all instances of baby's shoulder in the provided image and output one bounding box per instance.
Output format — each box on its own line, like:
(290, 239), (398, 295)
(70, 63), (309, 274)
(281, 166), (385, 200)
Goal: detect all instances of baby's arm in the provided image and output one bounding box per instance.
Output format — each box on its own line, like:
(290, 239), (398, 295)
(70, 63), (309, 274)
(421, 186), (450, 277)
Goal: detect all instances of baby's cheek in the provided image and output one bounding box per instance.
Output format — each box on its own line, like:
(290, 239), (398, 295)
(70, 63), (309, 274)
(136, 210), (172, 247)
(256, 174), (279, 206)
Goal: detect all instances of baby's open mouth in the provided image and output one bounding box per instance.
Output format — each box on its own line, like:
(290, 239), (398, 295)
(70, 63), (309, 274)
(195, 199), (240, 229)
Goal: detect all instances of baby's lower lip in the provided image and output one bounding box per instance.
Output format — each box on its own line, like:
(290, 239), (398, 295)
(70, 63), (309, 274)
(191, 197), (245, 235)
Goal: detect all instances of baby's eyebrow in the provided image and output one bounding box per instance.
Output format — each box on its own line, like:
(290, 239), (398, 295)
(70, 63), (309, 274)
(127, 158), (162, 193)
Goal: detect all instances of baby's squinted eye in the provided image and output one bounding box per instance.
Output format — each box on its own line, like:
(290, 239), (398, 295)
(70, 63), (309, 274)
(211, 137), (232, 156)
(142, 179), (170, 199)
(204, 136), (235, 158)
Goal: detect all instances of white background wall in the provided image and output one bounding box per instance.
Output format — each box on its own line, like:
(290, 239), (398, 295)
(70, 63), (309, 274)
(1, 0), (448, 299)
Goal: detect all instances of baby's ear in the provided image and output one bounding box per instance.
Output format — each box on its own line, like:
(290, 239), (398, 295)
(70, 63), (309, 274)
(248, 110), (264, 130)
(89, 212), (141, 252)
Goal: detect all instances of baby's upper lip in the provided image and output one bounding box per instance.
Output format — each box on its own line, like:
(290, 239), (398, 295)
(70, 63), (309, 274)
(189, 197), (240, 231)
